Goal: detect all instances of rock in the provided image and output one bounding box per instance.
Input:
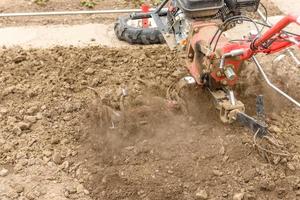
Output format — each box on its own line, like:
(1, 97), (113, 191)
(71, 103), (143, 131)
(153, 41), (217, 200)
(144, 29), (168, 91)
(43, 150), (52, 157)
(51, 137), (60, 145)
(14, 55), (26, 63)
(12, 126), (22, 136)
(52, 152), (63, 165)
(17, 122), (30, 130)
(0, 107), (8, 114)
(76, 184), (85, 193)
(219, 145), (225, 155)
(233, 192), (245, 200)
(3, 86), (15, 96)
(83, 189), (90, 195)
(65, 185), (77, 194)
(27, 106), (38, 115)
(195, 189), (208, 200)
(24, 115), (37, 124)
(212, 169), (223, 176)
(243, 169), (257, 183)
(259, 179), (275, 191)
(287, 162), (296, 171)
(7, 116), (17, 125)
(269, 125), (282, 134)
(0, 168), (9, 177)
(85, 68), (95, 75)
(14, 184), (24, 193)
(36, 113), (43, 120)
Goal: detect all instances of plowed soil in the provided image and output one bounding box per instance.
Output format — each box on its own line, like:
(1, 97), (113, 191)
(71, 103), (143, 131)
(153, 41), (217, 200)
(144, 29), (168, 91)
(0, 45), (299, 200)
(1, 1), (300, 200)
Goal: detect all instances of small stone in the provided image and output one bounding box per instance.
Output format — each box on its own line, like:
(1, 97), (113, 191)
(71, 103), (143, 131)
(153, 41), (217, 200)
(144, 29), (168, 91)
(76, 184), (85, 193)
(17, 122), (30, 130)
(66, 185), (77, 194)
(24, 115), (37, 124)
(195, 189), (208, 200)
(259, 179), (275, 191)
(27, 106), (38, 115)
(36, 113), (43, 120)
(12, 126), (22, 135)
(233, 192), (245, 200)
(43, 150), (52, 157)
(212, 169), (223, 176)
(287, 162), (296, 171)
(219, 146), (225, 155)
(85, 68), (95, 75)
(14, 56), (26, 63)
(83, 189), (90, 195)
(269, 125), (282, 134)
(14, 184), (24, 193)
(0, 168), (9, 177)
(52, 152), (63, 165)
(51, 137), (60, 145)
(0, 107), (8, 114)
(167, 170), (174, 174)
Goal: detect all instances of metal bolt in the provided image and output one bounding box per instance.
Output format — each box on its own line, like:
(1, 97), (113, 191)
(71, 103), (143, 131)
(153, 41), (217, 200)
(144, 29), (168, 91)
(216, 71), (222, 77)
(221, 80), (228, 85)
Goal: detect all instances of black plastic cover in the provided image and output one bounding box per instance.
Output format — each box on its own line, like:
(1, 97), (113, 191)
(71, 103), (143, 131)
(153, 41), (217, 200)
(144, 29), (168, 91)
(177, 0), (224, 18)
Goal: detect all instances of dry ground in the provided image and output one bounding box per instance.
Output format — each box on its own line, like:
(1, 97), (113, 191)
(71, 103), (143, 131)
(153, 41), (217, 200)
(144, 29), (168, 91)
(0, 1), (300, 200)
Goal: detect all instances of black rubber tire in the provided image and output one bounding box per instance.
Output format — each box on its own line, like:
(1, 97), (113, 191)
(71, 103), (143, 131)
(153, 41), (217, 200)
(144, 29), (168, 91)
(114, 16), (165, 45)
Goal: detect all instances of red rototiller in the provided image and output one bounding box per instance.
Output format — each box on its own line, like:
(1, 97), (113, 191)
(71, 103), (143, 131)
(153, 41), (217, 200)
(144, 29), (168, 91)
(115, 0), (300, 136)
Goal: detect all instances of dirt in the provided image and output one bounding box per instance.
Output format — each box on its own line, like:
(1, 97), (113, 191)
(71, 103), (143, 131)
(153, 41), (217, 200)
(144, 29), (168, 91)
(0, 45), (299, 200)
(0, 1), (300, 200)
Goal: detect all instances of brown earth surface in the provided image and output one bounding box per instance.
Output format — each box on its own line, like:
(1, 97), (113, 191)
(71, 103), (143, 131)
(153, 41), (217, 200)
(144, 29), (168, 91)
(0, 45), (299, 200)
(0, 1), (300, 200)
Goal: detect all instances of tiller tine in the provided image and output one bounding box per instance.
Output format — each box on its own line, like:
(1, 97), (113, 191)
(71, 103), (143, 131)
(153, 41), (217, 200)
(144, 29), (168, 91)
(236, 95), (267, 137)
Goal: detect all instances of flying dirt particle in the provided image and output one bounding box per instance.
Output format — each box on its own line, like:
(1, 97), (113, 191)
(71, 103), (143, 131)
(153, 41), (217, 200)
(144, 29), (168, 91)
(233, 192), (245, 200)
(195, 189), (208, 200)
(0, 168), (9, 177)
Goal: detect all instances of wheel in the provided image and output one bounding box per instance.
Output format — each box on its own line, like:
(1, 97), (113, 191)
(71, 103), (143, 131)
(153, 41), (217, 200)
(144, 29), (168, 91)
(114, 16), (165, 45)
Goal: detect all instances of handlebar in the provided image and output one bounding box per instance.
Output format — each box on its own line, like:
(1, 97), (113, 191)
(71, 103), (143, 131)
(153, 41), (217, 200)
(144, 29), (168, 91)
(253, 14), (300, 49)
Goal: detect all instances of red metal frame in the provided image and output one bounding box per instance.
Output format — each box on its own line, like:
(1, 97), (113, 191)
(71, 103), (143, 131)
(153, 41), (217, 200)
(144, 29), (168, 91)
(187, 14), (300, 87)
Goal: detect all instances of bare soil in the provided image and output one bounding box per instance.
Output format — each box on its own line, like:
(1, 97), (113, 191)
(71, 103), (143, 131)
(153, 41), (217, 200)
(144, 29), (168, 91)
(0, 45), (299, 200)
(0, 1), (300, 200)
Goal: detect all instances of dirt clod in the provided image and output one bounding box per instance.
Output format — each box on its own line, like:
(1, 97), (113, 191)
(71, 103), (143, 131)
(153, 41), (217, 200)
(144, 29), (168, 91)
(0, 168), (9, 177)
(195, 189), (208, 200)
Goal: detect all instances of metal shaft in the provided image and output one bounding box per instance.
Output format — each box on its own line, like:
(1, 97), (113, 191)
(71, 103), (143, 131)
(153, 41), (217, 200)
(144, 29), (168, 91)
(0, 8), (158, 18)
(257, 8), (300, 66)
(252, 56), (300, 108)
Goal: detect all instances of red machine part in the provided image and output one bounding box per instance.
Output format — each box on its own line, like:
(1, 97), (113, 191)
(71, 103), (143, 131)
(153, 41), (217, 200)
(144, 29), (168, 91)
(141, 4), (150, 28)
(187, 14), (300, 88)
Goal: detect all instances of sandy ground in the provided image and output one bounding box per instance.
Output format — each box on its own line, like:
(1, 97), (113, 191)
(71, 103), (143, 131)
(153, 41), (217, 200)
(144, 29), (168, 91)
(0, 1), (300, 200)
